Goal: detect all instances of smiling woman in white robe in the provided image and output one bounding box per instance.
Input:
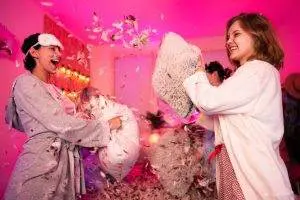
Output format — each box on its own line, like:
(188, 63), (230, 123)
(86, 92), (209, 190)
(183, 13), (294, 200)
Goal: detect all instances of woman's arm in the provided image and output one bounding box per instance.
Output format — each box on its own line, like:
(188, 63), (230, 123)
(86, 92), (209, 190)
(183, 61), (265, 115)
(14, 75), (111, 147)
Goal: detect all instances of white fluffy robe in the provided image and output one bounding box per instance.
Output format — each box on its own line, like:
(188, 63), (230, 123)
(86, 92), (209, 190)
(183, 60), (294, 200)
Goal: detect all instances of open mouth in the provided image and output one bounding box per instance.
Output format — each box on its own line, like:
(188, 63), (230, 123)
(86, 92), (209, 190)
(228, 46), (237, 52)
(50, 59), (60, 66)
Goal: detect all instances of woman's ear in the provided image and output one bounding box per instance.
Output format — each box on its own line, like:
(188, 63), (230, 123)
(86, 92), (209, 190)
(29, 48), (39, 59)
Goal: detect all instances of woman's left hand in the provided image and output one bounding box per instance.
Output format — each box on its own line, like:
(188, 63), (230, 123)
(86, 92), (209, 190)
(196, 54), (205, 72)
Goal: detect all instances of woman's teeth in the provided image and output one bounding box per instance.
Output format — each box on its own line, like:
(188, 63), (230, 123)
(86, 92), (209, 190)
(230, 47), (237, 51)
(51, 59), (59, 65)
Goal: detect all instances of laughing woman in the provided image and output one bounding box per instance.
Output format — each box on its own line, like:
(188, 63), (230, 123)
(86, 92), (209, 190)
(184, 13), (294, 199)
(4, 33), (121, 200)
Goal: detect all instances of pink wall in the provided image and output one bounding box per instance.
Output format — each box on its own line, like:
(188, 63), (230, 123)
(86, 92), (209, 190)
(189, 36), (232, 70)
(114, 54), (157, 114)
(90, 43), (159, 103)
(0, 0), (45, 197)
(277, 24), (300, 80)
(90, 45), (115, 96)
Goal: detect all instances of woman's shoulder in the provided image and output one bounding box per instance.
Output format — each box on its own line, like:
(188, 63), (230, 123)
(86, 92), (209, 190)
(237, 60), (276, 75)
(14, 73), (42, 91)
(249, 59), (274, 67)
(14, 72), (35, 84)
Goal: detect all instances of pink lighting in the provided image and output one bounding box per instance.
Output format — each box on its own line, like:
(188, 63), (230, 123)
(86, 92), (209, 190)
(31, 0), (300, 78)
(1, 0), (300, 197)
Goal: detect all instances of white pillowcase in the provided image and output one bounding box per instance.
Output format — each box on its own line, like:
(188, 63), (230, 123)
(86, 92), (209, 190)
(88, 95), (140, 181)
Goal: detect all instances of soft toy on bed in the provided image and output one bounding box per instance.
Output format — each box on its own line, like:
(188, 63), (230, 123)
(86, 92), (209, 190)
(152, 32), (202, 117)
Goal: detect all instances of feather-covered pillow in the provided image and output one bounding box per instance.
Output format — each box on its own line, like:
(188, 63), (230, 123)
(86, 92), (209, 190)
(87, 95), (140, 181)
(152, 32), (202, 117)
(149, 128), (201, 197)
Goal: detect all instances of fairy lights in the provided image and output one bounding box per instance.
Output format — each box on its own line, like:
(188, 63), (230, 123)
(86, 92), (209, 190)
(57, 66), (90, 84)
(50, 66), (90, 102)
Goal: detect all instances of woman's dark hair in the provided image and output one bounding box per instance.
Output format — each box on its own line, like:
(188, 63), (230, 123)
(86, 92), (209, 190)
(205, 61), (232, 82)
(145, 110), (166, 129)
(21, 33), (41, 72)
(226, 13), (284, 70)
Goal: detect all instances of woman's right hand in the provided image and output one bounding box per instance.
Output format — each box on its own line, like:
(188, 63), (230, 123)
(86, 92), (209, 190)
(108, 116), (122, 130)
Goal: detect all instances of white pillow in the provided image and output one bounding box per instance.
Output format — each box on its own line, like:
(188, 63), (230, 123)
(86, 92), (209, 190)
(88, 96), (140, 181)
(152, 32), (201, 117)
